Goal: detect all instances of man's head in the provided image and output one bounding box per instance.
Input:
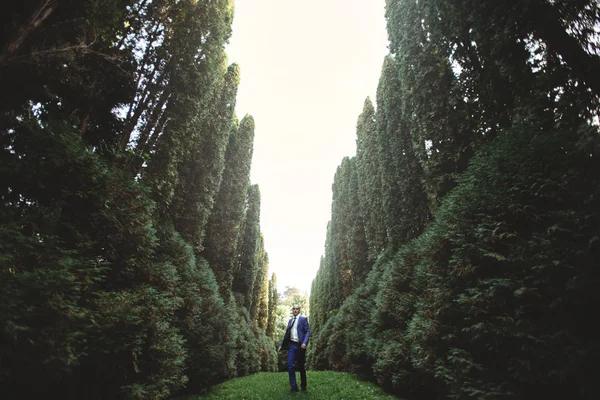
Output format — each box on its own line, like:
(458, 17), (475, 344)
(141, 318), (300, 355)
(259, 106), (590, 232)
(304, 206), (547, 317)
(292, 305), (300, 317)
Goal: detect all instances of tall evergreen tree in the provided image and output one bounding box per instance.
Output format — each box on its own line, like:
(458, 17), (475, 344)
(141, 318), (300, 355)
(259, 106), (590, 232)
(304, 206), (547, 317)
(385, 0), (475, 212)
(355, 98), (387, 260)
(329, 159), (353, 304)
(143, 0), (234, 214)
(376, 56), (429, 248)
(266, 273), (278, 339)
(254, 236), (270, 330)
(202, 116), (255, 298)
(233, 184), (261, 311)
(170, 63), (240, 249)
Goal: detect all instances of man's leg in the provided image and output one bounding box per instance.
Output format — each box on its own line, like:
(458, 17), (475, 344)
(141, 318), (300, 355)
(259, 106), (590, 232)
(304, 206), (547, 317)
(298, 348), (307, 390)
(287, 343), (298, 391)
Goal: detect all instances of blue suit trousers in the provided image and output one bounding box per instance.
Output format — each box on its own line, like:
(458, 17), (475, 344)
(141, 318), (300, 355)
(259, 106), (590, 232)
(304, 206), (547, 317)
(287, 342), (307, 389)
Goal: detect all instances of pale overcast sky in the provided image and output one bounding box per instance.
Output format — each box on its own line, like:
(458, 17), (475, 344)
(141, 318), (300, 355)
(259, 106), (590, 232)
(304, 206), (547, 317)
(225, 0), (389, 294)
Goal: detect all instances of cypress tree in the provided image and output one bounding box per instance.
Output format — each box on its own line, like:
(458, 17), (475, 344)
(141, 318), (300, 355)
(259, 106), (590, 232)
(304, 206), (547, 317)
(233, 184), (261, 312)
(202, 116), (255, 298)
(386, 0), (475, 212)
(355, 98), (387, 260)
(376, 56), (429, 248)
(318, 222), (340, 319)
(308, 257), (326, 337)
(346, 157), (370, 285)
(254, 236), (270, 330)
(329, 159), (352, 305)
(266, 273), (278, 339)
(170, 63), (240, 249)
(143, 0), (234, 213)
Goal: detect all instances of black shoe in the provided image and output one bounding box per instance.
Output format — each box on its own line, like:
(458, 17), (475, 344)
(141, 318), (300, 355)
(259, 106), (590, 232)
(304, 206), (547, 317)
(301, 386), (307, 391)
(291, 386), (299, 392)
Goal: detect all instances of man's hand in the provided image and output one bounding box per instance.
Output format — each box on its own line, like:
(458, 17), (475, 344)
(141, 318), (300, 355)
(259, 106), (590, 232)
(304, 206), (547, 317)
(278, 347), (282, 354)
(301, 344), (306, 350)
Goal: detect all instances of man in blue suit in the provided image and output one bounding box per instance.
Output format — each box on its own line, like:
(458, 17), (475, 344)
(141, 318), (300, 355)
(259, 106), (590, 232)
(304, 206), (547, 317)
(278, 304), (310, 392)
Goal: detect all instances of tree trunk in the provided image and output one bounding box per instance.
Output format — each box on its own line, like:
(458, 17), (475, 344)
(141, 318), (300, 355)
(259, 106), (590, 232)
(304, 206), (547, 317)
(0, 0), (58, 64)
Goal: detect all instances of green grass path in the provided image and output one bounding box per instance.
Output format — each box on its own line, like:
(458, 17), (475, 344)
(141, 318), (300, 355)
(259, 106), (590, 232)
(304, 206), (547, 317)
(179, 371), (398, 399)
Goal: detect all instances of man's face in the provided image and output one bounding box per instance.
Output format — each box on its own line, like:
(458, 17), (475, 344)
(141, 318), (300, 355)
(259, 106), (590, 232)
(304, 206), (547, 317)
(292, 306), (300, 316)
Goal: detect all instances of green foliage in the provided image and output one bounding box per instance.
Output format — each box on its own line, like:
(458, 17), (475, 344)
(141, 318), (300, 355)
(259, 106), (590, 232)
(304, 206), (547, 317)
(266, 273), (279, 339)
(280, 286), (309, 313)
(376, 56), (429, 248)
(0, 0), (137, 149)
(169, 63), (240, 250)
(310, 1), (600, 399)
(229, 304), (277, 378)
(257, 329), (278, 373)
(312, 116), (600, 399)
(306, 312), (338, 371)
(231, 307), (262, 377)
(0, 118), (187, 398)
(254, 237), (270, 330)
(355, 98), (387, 260)
(92, 286), (188, 400)
(156, 226), (236, 391)
(424, 119), (600, 399)
(202, 116), (256, 298)
(143, 0), (236, 213)
(385, 0), (478, 212)
(0, 1), (271, 398)
(234, 185), (262, 313)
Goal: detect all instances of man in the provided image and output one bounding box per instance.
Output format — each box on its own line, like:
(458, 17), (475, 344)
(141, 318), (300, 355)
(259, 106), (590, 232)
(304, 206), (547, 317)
(278, 304), (310, 392)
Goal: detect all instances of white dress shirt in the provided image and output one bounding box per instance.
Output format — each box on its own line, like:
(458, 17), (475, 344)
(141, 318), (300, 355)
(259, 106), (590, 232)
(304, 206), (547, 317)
(290, 316), (299, 342)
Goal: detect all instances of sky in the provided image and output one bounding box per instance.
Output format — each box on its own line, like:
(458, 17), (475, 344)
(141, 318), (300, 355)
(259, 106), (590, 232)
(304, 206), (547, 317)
(225, 0), (389, 295)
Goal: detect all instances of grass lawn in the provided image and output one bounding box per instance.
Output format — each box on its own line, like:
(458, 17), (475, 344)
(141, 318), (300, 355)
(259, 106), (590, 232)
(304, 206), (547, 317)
(179, 371), (398, 399)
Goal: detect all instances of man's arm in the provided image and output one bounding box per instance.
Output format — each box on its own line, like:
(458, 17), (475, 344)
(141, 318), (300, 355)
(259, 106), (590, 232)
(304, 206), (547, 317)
(301, 317), (310, 349)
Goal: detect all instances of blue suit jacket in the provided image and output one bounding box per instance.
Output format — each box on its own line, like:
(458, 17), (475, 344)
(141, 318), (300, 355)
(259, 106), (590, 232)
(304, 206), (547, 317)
(280, 315), (310, 348)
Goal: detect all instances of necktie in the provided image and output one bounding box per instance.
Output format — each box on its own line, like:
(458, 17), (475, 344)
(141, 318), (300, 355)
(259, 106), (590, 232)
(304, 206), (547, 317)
(290, 317), (296, 328)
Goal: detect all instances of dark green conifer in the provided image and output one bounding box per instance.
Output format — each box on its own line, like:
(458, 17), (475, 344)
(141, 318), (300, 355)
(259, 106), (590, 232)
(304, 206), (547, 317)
(376, 56), (429, 248)
(202, 116), (255, 298)
(233, 184), (262, 312)
(355, 98), (387, 259)
(266, 273), (279, 338)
